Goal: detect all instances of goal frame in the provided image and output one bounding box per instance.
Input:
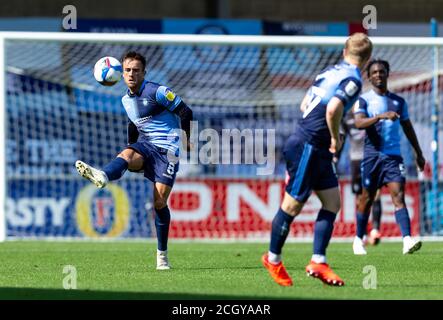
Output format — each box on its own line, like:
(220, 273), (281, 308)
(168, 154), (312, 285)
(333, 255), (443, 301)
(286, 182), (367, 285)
(0, 32), (441, 241)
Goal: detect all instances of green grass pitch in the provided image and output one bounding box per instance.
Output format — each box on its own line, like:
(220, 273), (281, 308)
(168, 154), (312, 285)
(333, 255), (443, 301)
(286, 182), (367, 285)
(0, 241), (442, 300)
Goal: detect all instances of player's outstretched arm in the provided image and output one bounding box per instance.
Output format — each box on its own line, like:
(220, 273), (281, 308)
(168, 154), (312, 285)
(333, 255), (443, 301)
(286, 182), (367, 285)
(354, 113), (377, 129)
(326, 97), (345, 154)
(354, 111), (398, 129)
(401, 119), (426, 171)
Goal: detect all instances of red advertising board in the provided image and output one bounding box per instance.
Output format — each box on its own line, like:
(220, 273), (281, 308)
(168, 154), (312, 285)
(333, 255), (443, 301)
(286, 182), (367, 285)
(168, 178), (420, 238)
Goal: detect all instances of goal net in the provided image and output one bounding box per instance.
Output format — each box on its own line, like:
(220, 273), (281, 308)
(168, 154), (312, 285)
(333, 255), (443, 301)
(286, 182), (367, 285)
(1, 33), (442, 240)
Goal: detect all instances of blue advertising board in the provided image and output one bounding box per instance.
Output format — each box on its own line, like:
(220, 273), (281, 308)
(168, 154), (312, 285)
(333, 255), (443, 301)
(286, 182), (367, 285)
(7, 179), (154, 238)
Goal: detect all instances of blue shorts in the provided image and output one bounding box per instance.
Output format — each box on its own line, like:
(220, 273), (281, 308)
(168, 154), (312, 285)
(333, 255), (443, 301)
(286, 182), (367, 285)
(283, 135), (338, 203)
(361, 153), (405, 193)
(127, 141), (179, 187)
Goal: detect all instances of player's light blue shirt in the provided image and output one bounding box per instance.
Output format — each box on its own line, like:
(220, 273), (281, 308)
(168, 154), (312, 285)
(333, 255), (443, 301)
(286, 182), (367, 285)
(354, 89), (409, 156)
(121, 80), (182, 155)
(296, 61), (363, 149)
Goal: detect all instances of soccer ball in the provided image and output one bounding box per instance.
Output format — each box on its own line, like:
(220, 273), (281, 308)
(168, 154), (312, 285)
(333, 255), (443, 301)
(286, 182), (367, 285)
(93, 56), (123, 86)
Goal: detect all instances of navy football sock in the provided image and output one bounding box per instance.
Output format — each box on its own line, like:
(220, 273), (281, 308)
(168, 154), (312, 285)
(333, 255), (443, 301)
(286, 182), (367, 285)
(269, 208), (295, 255)
(313, 209), (337, 255)
(103, 157), (128, 181)
(372, 199), (382, 230)
(395, 207), (411, 237)
(356, 212), (370, 239)
(155, 206), (171, 251)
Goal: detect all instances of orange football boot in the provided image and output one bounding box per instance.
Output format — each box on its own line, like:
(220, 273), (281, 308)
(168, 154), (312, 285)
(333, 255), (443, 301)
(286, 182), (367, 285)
(261, 253), (293, 286)
(305, 261), (345, 286)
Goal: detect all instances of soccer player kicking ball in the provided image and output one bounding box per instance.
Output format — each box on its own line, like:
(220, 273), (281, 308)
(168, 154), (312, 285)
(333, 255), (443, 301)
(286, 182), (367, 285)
(262, 33), (373, 287)
(352, 59), (425, 255)
(75, 51), (193, 270)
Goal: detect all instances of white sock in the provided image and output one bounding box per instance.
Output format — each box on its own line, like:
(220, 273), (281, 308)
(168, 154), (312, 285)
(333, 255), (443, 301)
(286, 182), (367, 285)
(157, 249), (167, 255)
(311, 254), (326, 264)
(355, 236), (364, 243)
(268, 251), (281, 265)
(403, 236), (412, 242)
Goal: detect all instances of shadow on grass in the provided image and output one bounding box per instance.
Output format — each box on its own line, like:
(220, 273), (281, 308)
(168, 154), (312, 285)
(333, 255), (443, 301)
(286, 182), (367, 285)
(174, 266), (264, 271)
(0, 287), (304, 300)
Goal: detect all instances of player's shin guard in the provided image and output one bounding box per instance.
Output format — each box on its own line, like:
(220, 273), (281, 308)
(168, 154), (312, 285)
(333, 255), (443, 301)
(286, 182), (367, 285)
(103, 157), (128, 181)
(356, 212), (370, 239)
(313, 209), (337, 256)
(269, 208), (295, 256)
(372, 199), (382, 230)
(155, 206), (171, 251)
(395, 207), (411, 237)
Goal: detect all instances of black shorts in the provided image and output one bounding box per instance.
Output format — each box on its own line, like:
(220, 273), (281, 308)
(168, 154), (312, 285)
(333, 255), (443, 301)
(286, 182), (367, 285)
(284, 134), (338, 203)
(351, 160), (363, 194)
(362, 153), (406, 193)
(127, 141), (179, 187)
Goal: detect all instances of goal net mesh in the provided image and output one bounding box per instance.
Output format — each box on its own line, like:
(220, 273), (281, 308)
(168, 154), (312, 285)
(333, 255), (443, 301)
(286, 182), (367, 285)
(4, 36), (443, 239)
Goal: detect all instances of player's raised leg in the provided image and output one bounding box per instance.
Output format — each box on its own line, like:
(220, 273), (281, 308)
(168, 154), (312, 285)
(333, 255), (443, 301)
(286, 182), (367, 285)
(387, 182), (422, 254)
(305, 187), (344, 286)
(75, 148), (143, 188)
(75, 160), (109, 188)
(154, 182), (173, 270)
(262, 192), (304, 286)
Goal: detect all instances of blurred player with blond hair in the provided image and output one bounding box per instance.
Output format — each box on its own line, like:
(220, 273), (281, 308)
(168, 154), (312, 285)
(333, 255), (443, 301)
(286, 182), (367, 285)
(262, 33), (372, 287)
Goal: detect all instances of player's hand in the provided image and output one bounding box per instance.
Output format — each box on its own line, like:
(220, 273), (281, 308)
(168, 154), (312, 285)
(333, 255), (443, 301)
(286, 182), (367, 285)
(378, 111), (400, 121)
(329, 136), (343, 154)
(416, 154), (426, 172)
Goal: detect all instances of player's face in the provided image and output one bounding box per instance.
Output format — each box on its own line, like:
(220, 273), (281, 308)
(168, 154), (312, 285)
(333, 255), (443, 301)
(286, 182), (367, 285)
(368, 63), (388, 90)
(123, 58), (145, 93)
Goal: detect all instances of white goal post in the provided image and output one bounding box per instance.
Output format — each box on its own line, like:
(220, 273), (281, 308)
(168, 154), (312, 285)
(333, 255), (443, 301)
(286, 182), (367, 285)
(0, 32), (442, 241)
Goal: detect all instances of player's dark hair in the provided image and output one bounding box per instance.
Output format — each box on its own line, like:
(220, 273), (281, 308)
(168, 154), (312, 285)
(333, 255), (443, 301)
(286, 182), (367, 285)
(367, 59), (390, 77)
(121, 51), (146, 70)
